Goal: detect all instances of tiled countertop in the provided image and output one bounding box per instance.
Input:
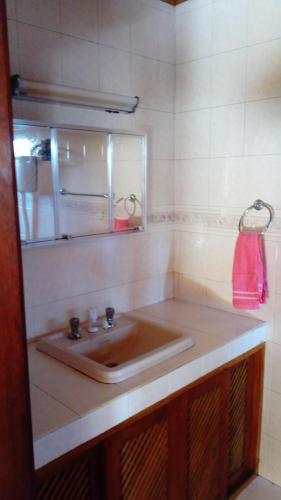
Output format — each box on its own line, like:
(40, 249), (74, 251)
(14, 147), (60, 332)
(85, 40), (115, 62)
(29, 299), (267, 469)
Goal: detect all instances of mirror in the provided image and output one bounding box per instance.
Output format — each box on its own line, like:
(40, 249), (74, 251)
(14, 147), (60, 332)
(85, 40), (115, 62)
(56, 129), (109, 237)
(112, 134), (144, 231)
(13, 121), (146, 243)
(13, 123), (55, 242)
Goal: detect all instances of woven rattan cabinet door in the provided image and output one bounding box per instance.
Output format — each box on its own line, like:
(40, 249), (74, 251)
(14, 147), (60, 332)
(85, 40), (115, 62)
(103, 406), (170, 500)
(186, 372), (229, 500)
(35, 449), (101, 500)
(227, 349), (264, 495)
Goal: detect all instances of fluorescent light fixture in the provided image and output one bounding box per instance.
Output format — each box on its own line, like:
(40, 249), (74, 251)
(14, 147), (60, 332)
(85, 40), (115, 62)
(11, 75), (139, 114)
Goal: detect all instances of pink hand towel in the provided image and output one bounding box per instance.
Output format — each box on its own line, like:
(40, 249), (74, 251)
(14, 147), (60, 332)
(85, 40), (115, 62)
(232, 232), (267, 309)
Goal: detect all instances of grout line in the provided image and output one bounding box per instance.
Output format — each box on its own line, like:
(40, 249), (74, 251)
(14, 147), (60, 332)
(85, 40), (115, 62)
(12, 20), (175, 66)
(176, 34), (281, 66)
(175, 94), (281, 115)
(31, 382), (81, 417)
(26, 271), (174, 309)
(174, 152), (281, 160)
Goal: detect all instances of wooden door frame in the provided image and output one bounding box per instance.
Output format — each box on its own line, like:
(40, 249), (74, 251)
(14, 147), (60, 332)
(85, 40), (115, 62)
(0, 1), (34, 498)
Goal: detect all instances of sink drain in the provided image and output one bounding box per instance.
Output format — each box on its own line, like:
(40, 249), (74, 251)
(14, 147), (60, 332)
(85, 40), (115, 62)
(105, 362), (119, 368)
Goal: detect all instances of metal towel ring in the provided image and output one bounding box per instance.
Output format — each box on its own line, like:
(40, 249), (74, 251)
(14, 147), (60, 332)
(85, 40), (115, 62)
(239, 199), (273, 234)
(115, 193), (142, 217)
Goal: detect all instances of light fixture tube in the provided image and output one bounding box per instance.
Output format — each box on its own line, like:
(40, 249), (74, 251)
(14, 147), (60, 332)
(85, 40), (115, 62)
(11, 75), (139, 114)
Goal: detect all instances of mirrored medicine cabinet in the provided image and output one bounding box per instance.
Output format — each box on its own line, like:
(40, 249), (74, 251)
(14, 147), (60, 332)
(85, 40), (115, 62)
(13, 120), (147, 244)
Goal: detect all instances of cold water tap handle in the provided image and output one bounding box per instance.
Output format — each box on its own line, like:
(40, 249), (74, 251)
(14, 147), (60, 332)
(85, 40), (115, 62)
(69, 317), (81, 339)
(105, 307), (115, 327)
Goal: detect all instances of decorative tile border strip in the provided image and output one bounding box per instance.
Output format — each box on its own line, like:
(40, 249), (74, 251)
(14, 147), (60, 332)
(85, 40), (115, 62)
(58, 202), (281, 233)
(147, 211), (175, 224)
(61, 198), (107, 219)
(149, 209), (281, 233)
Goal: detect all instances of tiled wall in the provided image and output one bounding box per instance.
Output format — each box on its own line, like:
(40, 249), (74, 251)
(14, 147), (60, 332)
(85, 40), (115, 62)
(174, 0), (281, 487)
(7, 0), (281, 488)
(6, 0), (175, 337)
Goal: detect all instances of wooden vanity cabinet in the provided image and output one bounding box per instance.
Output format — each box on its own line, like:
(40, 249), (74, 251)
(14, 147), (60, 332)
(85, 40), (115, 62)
(35, 346), (264, 500)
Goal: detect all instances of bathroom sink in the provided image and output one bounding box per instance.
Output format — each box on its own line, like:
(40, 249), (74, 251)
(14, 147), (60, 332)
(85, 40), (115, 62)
(36, 316), (194, 383)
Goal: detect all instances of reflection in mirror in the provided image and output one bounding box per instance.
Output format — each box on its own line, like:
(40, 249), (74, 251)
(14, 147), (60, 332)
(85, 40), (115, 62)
(56, 129), (109, 236)
(13, 121), (146, 244)
(13, 124), (55, 242)
(112, 134), (144, 232)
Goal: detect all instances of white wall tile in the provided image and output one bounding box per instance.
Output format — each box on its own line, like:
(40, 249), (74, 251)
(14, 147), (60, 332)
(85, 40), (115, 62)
(206, 279), (234, 313)
(149, 160), (174, 207)
(6, 0), (17, 19)
(175, 231), (209, 278)
(132, 55), (174, 112)
(25, 272), (174, 338)
(265, 390), (281, 443)
(130, 2), (160, 61)
(60, 0), (98, 42)
(211, 49), (246, 107)
(209, 156), (281, 209)
(175, 109), (210, 159)
(264, 341), (281, 394)
(17, 0), (60, 31)
(176, 58), (211, 112)
(248, 0), (281, 45)
(212, 0), (247, 54)
(174, 272), (208, 306)
(98, 0), (131, 51)
(246, 39), (281, 102)
(210, 104), (244, 157)
(18, 24), (62, 84)
(176, 4), (212, 63)
(261, 435), (281, 486)
(23, 231), (173, 307)
(153, 8), (175, 64)
(176, 0), (213, 15)
(207, 234), (236, 282)
(135, 109), (174, 160)
(245, 98), (281, 155)
(131, 3), (175, 63)
(99, 45), (131, 95)
(174, 159), (209, 206)
(273, 294), (281, 345)
(61, 36), (99, 91)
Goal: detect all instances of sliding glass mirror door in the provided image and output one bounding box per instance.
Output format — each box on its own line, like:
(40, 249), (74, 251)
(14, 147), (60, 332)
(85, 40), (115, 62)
(13, 121), (146, 244)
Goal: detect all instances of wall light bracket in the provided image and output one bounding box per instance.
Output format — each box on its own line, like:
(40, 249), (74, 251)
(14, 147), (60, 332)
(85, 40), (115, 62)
(11, 75), (139, 114)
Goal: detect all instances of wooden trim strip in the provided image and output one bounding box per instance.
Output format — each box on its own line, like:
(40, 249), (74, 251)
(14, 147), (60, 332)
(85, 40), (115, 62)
(0, 1), (34, 498)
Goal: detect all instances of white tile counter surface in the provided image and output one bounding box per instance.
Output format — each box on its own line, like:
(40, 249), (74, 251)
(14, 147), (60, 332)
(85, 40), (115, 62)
(29, 299), (267, 469)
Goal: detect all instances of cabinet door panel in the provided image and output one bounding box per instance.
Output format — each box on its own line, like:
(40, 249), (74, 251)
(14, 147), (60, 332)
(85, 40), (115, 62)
(103, 407), (169, 500)
(186, 373), (229, 500)
(35, 456), (92, 500)
(228, 360), (248, 477)
(227, 349), (264, 494)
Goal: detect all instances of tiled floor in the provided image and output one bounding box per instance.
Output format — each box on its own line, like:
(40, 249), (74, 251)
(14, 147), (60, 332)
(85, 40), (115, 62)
(237, 476), (281, 499)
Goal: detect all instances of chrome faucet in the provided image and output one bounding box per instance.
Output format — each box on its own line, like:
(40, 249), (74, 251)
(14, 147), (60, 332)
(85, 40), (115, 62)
(68, 317), (81, 340)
